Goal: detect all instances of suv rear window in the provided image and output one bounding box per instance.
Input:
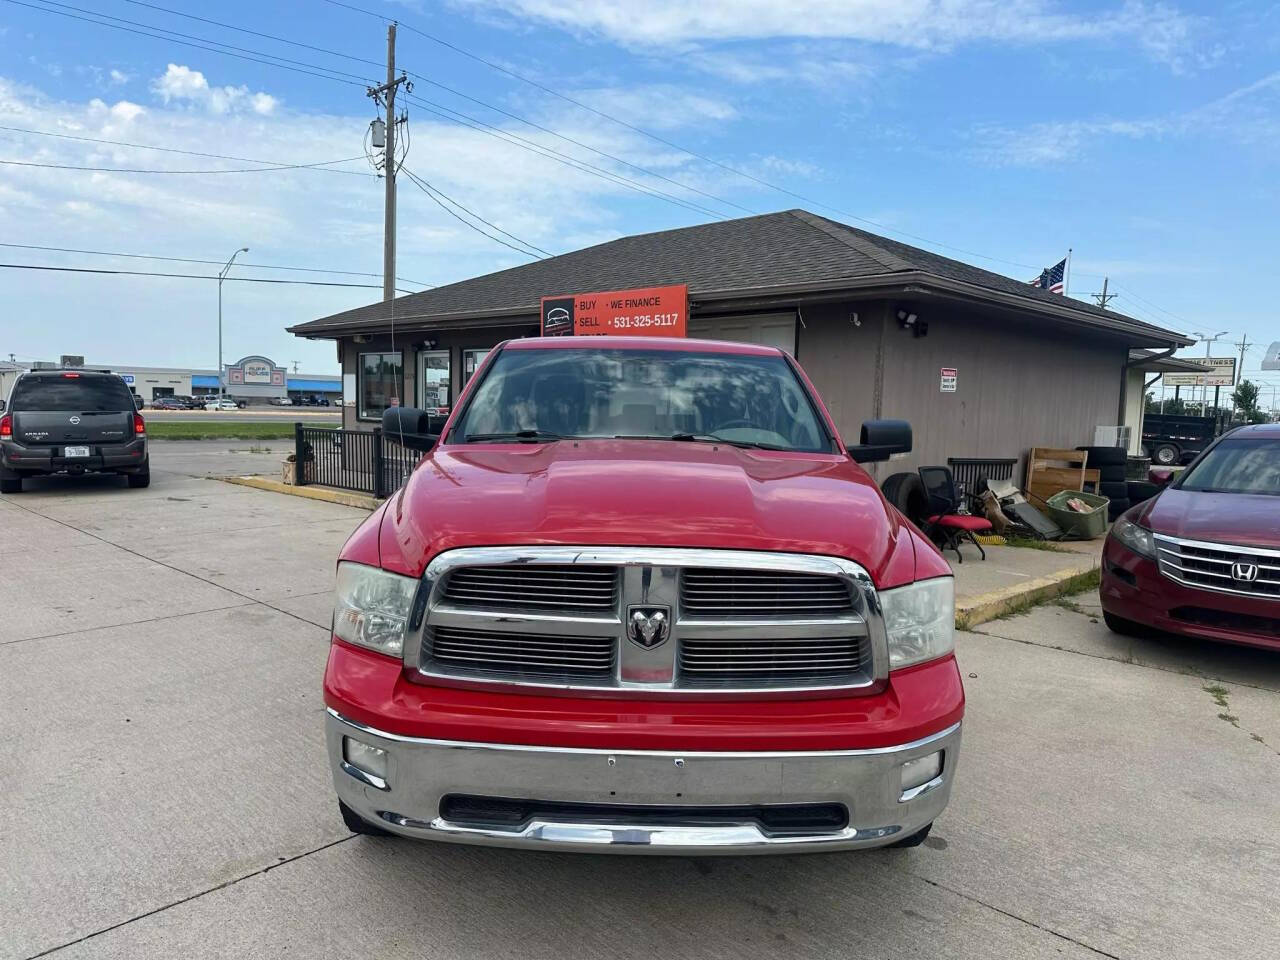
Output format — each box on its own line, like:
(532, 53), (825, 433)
(10, 375), (136, 412)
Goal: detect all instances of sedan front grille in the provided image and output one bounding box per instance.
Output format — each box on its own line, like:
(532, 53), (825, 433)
(678, 634), (871, 688)
(442, 565), (618, 610)
(680, 569), (853, 617)
(426, 626), (616, 681)
(1156, 535), (1280, 599)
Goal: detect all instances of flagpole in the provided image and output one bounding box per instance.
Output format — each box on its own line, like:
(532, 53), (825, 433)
(1064, 248), (1072, 298)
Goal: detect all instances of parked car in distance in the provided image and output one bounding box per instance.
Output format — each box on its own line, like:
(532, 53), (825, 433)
(269, 397), (294, 406)
(0, 369), (149, 492)
(150, 396), (185, 410)
(1102, 423), (1280, 650)
(173, 395), (203, 409)
(204, 397), (240, 411)
(324, 336), (963, 855)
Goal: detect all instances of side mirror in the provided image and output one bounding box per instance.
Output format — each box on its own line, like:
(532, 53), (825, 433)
(846, 419), (912, 463)
(382, 406), (438, 452)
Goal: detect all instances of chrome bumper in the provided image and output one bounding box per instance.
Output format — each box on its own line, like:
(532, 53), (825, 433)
(326, 709), (961, 854)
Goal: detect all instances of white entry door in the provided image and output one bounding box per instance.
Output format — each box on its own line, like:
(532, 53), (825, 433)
(687, 312), (797, 355)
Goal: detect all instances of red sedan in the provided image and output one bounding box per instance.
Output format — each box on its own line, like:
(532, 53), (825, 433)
(1101, 423), (1280, 651)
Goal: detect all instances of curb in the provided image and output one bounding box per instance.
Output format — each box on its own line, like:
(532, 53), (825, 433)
(955, 563), (1101, 631)
(219, 475), (379, 511)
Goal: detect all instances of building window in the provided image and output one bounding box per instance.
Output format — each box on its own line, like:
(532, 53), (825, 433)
(463, 348), (490, 384)
(358, 352), (403, 420)
(418, 350), (451, 413)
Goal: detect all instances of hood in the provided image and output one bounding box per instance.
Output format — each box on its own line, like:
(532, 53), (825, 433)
(378, 439), (916, 584)
(1138, 488), (1280, 549)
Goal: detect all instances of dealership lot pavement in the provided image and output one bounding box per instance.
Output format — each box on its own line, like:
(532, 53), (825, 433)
(2, 447), (1278, 960)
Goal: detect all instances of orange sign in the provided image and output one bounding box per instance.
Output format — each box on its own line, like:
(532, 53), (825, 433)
(540, 284), (688, 337)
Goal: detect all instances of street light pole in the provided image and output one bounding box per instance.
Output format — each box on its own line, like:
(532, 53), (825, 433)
(1189, 330), (1229, 417)
(218, 247), (249, 403)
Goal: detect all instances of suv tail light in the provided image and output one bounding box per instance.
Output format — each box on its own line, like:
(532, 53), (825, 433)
(0, 414), (11, 440)
(133, 413), (146, 437)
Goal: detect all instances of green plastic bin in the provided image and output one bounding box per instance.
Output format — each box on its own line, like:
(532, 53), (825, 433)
(1044, 490), (1110, 540)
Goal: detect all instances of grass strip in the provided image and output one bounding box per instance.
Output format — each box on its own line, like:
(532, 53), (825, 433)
(147, 421), (337, 440)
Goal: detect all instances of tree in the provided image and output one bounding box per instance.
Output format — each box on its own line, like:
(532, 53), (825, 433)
(1232, 379), (1266, 424)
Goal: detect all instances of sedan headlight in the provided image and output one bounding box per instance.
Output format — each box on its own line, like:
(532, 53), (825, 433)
(1110, 517), (1155, 559)
(881, 577), (955, 670)
(333, 562), (418, 657)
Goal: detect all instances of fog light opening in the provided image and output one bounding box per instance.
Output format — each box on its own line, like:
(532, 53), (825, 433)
(899, 750), (943, 798)
(342, 736), (390, 790)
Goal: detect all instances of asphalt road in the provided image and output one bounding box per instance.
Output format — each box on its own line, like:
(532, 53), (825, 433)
(2, 447), (1278, 960)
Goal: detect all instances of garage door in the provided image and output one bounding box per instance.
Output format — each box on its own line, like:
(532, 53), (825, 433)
(688, 312), (797, 355)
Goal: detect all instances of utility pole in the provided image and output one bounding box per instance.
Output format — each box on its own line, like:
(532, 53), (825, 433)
(367, 24), (410, 303)
(217, 247), (249, 404)
(1091, 276), (1116, 309)
(1231, 333), (1249, 420)
(291, 360), (300, 374)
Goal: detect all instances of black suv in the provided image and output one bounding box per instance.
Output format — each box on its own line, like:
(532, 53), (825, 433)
(0, 370), (149, 493)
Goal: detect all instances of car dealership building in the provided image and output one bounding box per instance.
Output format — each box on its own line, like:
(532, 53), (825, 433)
(288, 210), (1192, 474)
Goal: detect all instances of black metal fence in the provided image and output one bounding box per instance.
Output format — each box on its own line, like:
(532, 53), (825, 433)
(947, 457), (1018, 492)
(295, 424), (421, 498)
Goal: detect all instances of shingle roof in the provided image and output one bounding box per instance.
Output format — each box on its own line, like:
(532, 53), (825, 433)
(289, 209), (1191, 346)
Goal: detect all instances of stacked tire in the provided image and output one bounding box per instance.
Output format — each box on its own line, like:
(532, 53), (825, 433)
(1077, 446), (1130, 520)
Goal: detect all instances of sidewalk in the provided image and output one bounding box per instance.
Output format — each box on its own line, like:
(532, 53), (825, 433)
(951, 540), (1103, 629)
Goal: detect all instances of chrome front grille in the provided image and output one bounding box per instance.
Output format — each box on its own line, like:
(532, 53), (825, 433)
(413, 547), (888, 696)
(680, 569), (853, 616)
(1156, 534), (1280, 599)
(442, 565), (618, 610)
(427, 626), (615, 681)
(678, 635), (871, 688)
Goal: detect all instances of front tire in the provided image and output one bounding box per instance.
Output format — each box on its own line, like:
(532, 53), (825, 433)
(339, 800), (391, 837)
(889, 822), (932, 848)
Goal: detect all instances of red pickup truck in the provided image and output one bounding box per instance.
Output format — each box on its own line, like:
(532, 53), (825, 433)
(325, 337), (963, 853)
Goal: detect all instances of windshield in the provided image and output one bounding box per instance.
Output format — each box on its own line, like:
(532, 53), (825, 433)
(451, 347), (832, 452)
(1178, 437), (1280, 495)
(10, 375), (135, 412)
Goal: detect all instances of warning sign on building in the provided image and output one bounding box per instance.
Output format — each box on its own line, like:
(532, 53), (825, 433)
(940, 367), (958, 393)
(540, 284), (688, 337)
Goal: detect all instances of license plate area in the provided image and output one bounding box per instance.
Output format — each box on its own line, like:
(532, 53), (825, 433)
(64, 446), (91, 458)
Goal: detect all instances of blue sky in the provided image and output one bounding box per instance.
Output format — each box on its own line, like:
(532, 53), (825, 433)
(1, 0), (1276, 395)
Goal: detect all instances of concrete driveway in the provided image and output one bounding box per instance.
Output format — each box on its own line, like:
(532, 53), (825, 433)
(2, 446), (1278, 960)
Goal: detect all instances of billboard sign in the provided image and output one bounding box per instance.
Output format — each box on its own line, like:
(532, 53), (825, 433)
(1263, 341), (1280, 372)
(226, 355), (286, 386)
(540, 284), (688, 337)
(1163, 357), (1236, 387)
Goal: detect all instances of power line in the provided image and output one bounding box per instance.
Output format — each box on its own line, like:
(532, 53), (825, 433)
(0, 156), (366, 174)
(2, 0), (371, 87)
(405, 95), (729, 220)
(0, 124), (375, 177)
(109, 0), (748, 218)
(401, 167), (554, 258)
(0, 262), (415, 292)
(401, 168), (545, 260)
(0, 242), (430, 287)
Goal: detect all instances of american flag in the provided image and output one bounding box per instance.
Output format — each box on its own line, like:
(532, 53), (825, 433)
(1027, 257), (1067, 294)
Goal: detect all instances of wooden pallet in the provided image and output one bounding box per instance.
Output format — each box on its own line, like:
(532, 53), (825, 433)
(1026, 447), (1098, 505)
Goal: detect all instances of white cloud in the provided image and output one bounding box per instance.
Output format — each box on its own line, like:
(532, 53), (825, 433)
(455, 0), (1203, 68)
(0, 71), (747, 370)
(969, 70), (1280, 166)
(150, 63), (281, 115)
(109, 69), (130, 86)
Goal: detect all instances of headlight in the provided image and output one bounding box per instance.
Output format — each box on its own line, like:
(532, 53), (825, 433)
(881, 576), (955, 670)
(1110, 517), (1155, 559)
(333, 562), (418, 657)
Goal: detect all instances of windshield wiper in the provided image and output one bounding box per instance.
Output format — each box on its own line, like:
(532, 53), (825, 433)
(464, 429), (564, 443)
(667, 432), (787, 451)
